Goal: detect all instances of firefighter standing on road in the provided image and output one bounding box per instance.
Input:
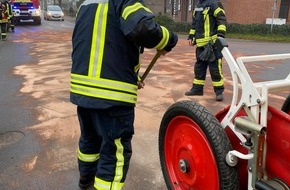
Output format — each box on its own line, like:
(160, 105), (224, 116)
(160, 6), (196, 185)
(185, 0), (227, 101)
(0, 0), (9, 40)
(6, 0), (14, 33)
(70, 0), (178, 189)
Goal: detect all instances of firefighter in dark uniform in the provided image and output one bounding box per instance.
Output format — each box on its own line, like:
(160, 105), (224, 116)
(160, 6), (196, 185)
(6, 0), (14, 33)
(71, 0), (178, 189)
(185, 0), (227, 101)
(0, 0), (9, 40)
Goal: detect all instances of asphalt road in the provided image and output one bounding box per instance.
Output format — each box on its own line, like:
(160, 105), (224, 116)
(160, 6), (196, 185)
(0, 17), (289, 190)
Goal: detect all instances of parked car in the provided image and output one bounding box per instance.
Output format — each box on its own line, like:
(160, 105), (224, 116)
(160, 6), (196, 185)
(43, 5), (64, 21)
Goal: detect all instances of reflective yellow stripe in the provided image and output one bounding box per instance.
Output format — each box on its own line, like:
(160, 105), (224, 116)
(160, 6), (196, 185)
(212, 58), (224, 86)
(134, 54), (141, 73)
(154, 26), (170, 50)
(204, 11), (210, 38)
(78, 148), (100, 162)
(95, 178), (111, 190)
(111, 181), (124, 190)
(114, 139), (124, 183)
(94, 178), (124, 190)
(71, 74), (137, 94)
(122, 2), (152, 20)
(71, 83), (137, 104)
(213, 80), (224, 86)
(94, 139), (125, 190)
(193, 79), (205, 85)
(189, 29), (195, 35)
(218, 24), (226, 32)
(196, 34), (218, 47)
(89, 3), (108, 77)
(214, 7), (225, 17)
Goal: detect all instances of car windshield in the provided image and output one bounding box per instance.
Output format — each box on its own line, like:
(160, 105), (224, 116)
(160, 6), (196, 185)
(48, 6), (62, 11)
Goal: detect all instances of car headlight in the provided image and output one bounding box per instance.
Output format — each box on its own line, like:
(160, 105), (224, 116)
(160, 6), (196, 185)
(61, 12), (64, 16)
(47, 12), (52, 16)
(35, 10), (40, 16)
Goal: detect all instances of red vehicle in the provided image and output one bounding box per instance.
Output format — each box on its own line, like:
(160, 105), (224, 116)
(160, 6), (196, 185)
(159, 38), (290, 190)
(11, 0), (41, 25)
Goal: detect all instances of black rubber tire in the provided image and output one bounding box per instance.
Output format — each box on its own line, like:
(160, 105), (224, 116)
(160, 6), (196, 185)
(282, 94), (290, 114)
(159, 100), (239, 190)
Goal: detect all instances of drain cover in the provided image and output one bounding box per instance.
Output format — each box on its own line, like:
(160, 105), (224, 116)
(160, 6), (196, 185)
(0, 131), (25, 149)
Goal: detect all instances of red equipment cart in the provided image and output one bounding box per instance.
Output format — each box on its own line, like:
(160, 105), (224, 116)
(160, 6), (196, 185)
(159, 38), (290, 190)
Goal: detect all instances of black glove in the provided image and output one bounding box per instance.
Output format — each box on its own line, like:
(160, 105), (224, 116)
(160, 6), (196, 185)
(217, 33), (225, 38)
(188, 34), (196, 46)
(188, 34), (194, 41)
(163, 32), (178, 52)
(198, 40), (216, 62)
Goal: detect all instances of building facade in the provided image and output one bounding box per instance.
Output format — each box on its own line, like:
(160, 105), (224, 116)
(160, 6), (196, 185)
(145, 0), (290, 25)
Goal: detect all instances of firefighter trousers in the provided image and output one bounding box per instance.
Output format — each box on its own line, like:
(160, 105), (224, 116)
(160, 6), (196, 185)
(77, 105), (135, 190)
(0, 22), (7, 40)
(192, 46), (224, 94)
(8, 17), (15, 32)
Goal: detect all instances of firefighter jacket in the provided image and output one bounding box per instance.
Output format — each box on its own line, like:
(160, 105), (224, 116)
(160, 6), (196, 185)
(71, 0), (178, 109)
(188, 0), (227, 47)
(0, 1), (9, 23)
(5, 0), (13, 20)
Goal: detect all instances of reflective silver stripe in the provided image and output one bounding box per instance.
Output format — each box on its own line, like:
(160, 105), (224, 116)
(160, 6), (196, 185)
(195, 7), (203, 11)
(71, 74), (137, 94)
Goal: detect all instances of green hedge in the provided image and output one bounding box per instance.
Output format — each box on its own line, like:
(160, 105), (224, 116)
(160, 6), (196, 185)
(227, 23), (290, 36)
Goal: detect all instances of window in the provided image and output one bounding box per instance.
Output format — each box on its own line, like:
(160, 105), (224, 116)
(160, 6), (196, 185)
(188, 0), (192, 11)
(172, 0), (178, 16)
(279, 0), (290, 19)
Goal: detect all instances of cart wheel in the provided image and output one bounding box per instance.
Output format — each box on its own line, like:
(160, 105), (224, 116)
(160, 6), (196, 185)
(282, 94), (290, 114)
(159, 100), (239, 190)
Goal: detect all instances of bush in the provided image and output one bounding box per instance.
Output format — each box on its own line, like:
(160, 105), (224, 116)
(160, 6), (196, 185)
(154, 14), (176, 31)
(227, 23), (290, 36)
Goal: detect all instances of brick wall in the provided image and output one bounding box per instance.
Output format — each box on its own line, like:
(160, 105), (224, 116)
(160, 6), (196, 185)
(146, 0), (289, 25)
(224, 0), (281, 24)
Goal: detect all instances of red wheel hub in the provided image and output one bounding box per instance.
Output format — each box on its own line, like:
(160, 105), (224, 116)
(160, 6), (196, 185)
(164, 116), (219, 189)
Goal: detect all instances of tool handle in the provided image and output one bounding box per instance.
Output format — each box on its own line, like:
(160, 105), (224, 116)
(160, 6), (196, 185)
(140, 51), (162, 82)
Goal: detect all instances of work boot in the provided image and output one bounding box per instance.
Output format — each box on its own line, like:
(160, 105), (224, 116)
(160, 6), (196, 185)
(216, 93), (223, 101)
(79, 175), (95, 190)
(185, 86), (203, 96)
